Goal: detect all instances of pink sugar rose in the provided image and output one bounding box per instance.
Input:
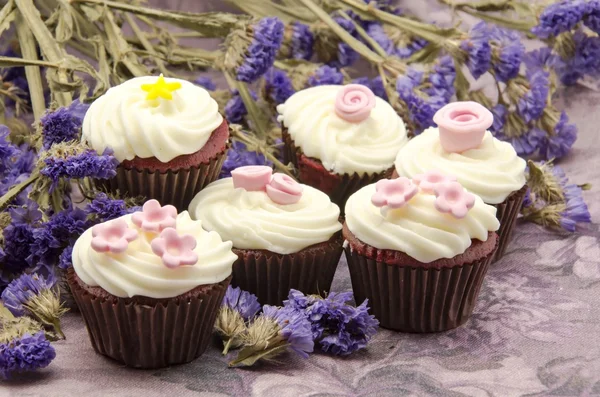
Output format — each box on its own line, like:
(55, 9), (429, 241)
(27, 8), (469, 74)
(266, 173), (303, 205)
(433, 101), (494, 153)
(334, 84), (376, 123)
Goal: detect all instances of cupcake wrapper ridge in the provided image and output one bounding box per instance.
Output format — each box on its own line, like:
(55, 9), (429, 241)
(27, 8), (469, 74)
(492, 185), (528, 262)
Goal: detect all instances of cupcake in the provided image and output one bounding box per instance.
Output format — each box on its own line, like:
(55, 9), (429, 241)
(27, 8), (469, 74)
(188, 166), (343, 306)
(344, 174), (500, 332)
(393, 101), (526, 261)
(277, 84), (408, 212)
(83, 74), (229, 211)
(67, 200), (237, 368)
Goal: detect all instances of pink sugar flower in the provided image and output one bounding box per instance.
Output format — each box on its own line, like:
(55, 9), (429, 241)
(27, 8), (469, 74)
(231, 165), (273, 191)
(334, 84), (376, 123)
(433, 101), (493, 153)
(433, 181), (476, 218)
(266, 173), (303, 205)
(91, 219), (138, 254)
(371, 177), (418, 209)
(151, 228), (198, 268)
(131, 199), (177, 233)
(412, 170), (457, 194)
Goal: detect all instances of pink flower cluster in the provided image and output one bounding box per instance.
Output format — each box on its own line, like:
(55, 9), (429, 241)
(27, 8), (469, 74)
(231, 165), (303, 205)
(371, 170), (476, 219)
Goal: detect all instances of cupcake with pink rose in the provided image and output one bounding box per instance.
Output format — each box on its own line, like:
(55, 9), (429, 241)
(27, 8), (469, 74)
(188, 166), (343, 306)
(343, 174), (500, 332)
(67, 199), (237, 368)
(394, 101), (526, 261)
(277, 84), (408, 211)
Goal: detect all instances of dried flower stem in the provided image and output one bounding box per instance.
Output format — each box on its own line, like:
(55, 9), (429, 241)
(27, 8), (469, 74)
(15, 12), (45, 121)
(124, 13), (170, 76)
(0, 169), (39, 212)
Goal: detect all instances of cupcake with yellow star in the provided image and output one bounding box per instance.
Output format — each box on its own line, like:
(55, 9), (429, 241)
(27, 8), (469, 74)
(82, 74), (229, 210)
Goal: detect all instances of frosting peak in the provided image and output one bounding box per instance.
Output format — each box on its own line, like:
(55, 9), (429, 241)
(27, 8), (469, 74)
(82, 76), (223, 163)
(277, 85), (408, 175)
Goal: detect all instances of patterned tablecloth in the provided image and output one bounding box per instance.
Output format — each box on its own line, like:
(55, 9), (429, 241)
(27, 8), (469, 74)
(4, 1), (600, 396)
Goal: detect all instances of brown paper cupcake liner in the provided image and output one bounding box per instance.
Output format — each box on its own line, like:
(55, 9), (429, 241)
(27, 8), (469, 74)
(231, 236), (344, 306)
(282, 128), (393, 213)
(67, 268), (231, 369)
(492, 184), (527, 262)
(96, 148), (227, 212)
(344, 241), (497, 333)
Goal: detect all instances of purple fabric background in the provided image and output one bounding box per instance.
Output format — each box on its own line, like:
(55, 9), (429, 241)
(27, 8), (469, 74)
(4, 1), (600, 396)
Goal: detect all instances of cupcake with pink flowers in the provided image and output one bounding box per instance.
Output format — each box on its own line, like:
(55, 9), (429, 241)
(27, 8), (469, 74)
(344, 174), (500, 332)
(67, 199), (237, 368)
(394, 101), (526, 261)
(189, 166), (343, 306)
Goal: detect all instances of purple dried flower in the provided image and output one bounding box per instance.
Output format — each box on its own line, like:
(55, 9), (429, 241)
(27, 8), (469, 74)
(532, 0), (587, 39)
(194, 76), (216, 91)
(551, 165), (591, 231)
(396, 38), (428, 59)
(224, 89), (257, 124)
(307, 65), (344, 87)
(427, 55), (456, 101)
(58, 244), (73, 270)
(40, 148), (119, 191)
(220, 140), (271, 178)
(366, 23), (395, 55)
(262, 305), (314, 358)
(351, 76), (388, 100)
(85, 192), (136, 222)
(396, 69), (448, 132)
(539, 111), (577, 160)
(237, 17), (284, 83)
(329, 18), (359, 68)
(461, 22), (492, 79)
(0, 126), (18, 174)
(569, 31), (600, 77)
(9, 200), (42, 225)
(524, 48), (558, 71)
(41, 107), (81, 150)
(517, 70), (549, 123)
(291, 22), (314, 60)
(0, 331), (56, 379)
(222, 286), (261, 321)
(265, 68), (295, 104)
(585, 0), (600, 34)
(490, 104), (508, 134)
(490, 27), (525, 82)
(1, 273), (56, 316)
(1, 223), (35, 276)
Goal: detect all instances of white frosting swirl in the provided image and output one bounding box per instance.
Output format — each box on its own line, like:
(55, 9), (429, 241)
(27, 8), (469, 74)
(277, 85), (408, 175)
(394, 128), (526, 204)
(72, 212), (236, 298)
(82, 76), (223, 162)
(188, 178), (342, 254)
(345, 184), (500, 263)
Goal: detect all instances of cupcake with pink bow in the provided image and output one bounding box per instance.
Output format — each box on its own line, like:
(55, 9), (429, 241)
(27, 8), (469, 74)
(188, 166), (343, 306)
(343, 173), (500, 332)
(394, 101), (526, 261)
(67, 199), (237, 368)
(277, 84), (408, 211)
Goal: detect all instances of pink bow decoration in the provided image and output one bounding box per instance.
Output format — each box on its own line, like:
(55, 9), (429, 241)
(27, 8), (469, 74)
(412, 170), (457, 194)
(91, 219), (138, 254)
(131, 199), (177, 233)
(433, 181), (476, 218)
(334, 84), (376, 123)
(433, 101), (493, 153)
(371, 177), (418, 209)
(151, 228), (198, 268)
(231, 166), (273, 191)
(266, 173), (303, 205)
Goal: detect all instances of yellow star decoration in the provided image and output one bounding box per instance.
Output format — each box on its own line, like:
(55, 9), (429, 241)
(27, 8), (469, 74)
(141, 74), (182, 101)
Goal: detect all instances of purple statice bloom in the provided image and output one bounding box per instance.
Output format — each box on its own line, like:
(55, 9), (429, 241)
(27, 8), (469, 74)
(329, 18), (359, 68)
(490, 104), (508, 133)
(224, 89), (257, 124)
(27, 208), (88, 271)
(307, 65), (344, 87)
(0, 331), (56, 379)
(40, 148), (119, 191)
(550, 165), (591, 231)
(351, 77), (388, 100)
(85, 192), (136, 222)
(569, 31), (600, 77)
(539, 112), (577, 160)
(517, 70), (549, 123)
(13, 144), (37, 175)
(0, 125), (18, 174)
(220, 140), (271, 178)
(291, 22), (314, 60)
(58, 244), (73, 270)
(237, 17), (284, 83)
(509, 128), (546, 157)
(366, 23), (395, 55)
(66, 100), (90, 124)
(427, 55), (456, 101)
(40, 107), (81, 150)
(490, 27), (525, 82)
(396, 69), (447, 132)
(265, 69), (295, 104)
(9, 200), (42, 225)
(1, 222), (35, 275)
(1, 273), (56, 316)
(585, 0), (600, 34)
(194, 76), (216, 91)
(222, 286), (261, 320)
(532, 0), (587, 39)
(262, 305), (314, 358)
(396, 38), (428, 59)
(461, 22), (492, 79)
(522, 188), (533, 208)
(524, 48), (558, 71)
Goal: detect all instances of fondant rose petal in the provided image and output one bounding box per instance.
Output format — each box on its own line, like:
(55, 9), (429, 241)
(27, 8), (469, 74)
(433, 101), (494, 153)
(335, 84), (376, 123)
(151, 227), (198, 268)
(266, 174), (303, 205)
(231, 166), (273, 191)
